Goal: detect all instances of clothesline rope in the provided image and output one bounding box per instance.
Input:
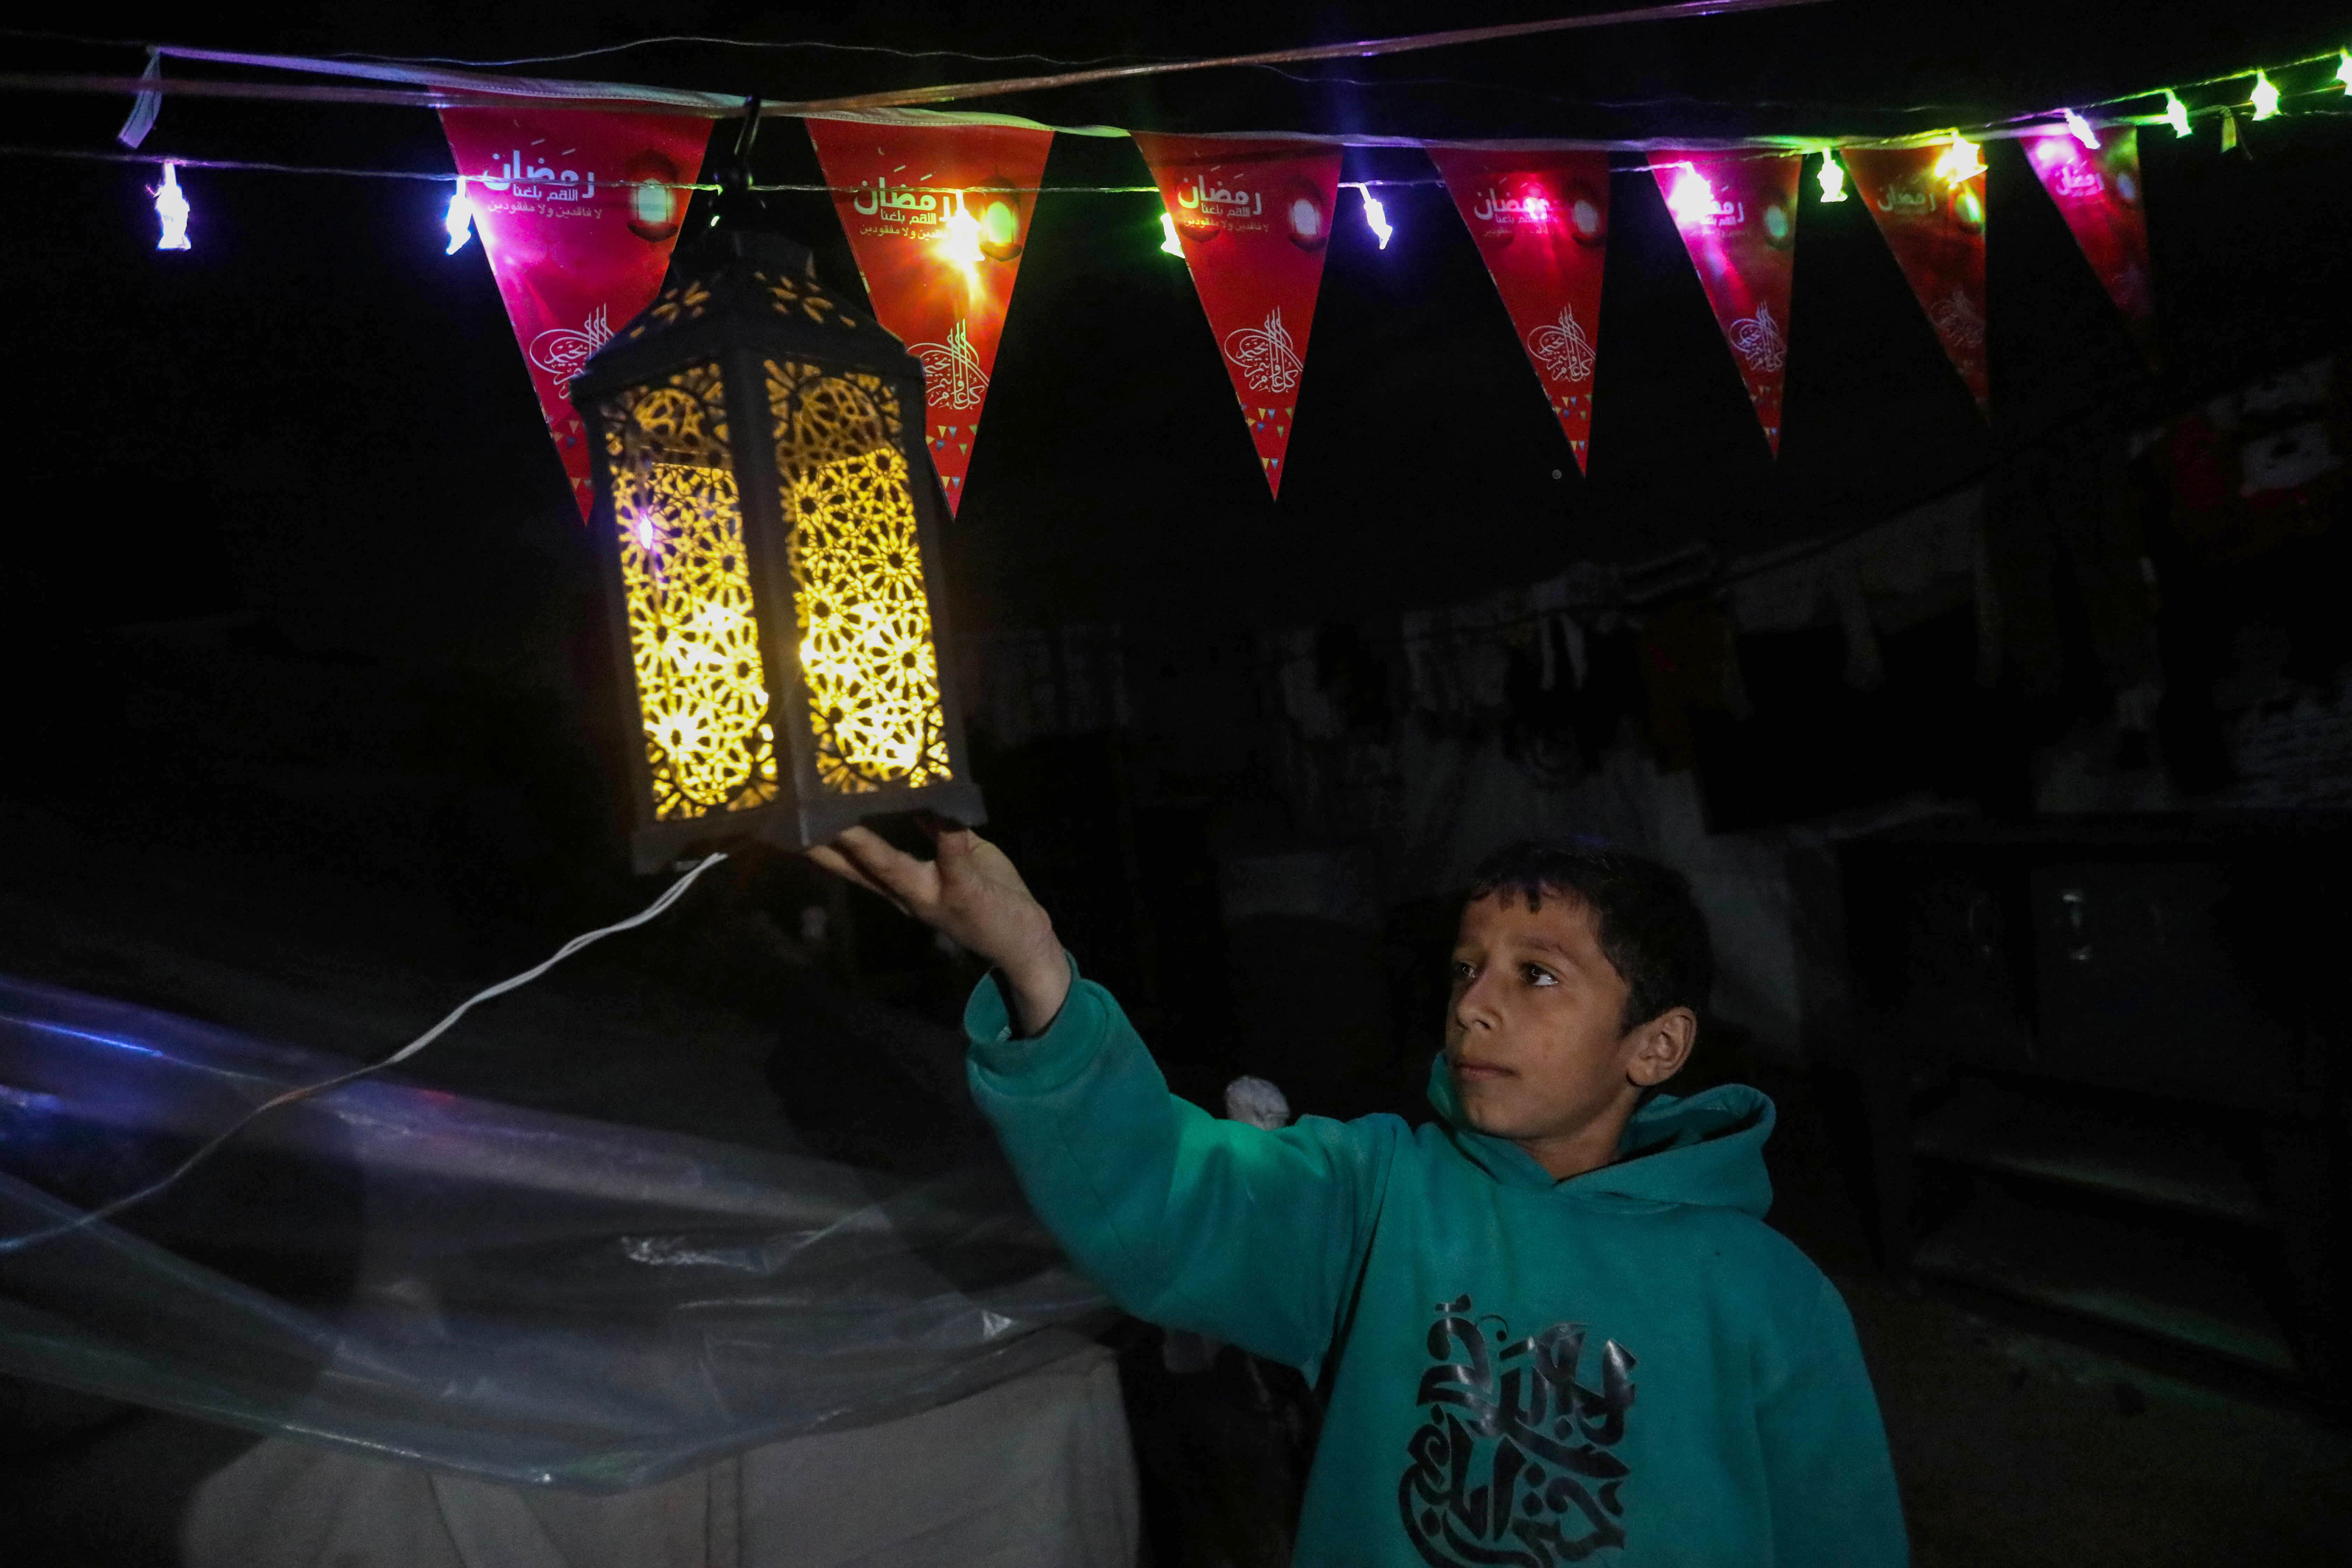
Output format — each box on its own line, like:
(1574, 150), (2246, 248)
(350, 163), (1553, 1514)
(0, 144), (1442, 191)
(7, 19), (2346, 153)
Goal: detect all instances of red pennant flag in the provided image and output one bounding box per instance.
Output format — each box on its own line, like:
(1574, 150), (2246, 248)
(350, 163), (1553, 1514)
(1650, 152), (1803, 454)
(1843, 144), (1990, 415)
(441, 109), (712, 519)
(1431, 149), (1611, 472)
(2023, 125), (2159, 370)
(807, 118), (1056, 515)
(1134, 133), (1344, 497)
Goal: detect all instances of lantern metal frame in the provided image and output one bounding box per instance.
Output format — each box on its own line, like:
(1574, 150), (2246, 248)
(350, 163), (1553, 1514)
(573, 229), (985, 872)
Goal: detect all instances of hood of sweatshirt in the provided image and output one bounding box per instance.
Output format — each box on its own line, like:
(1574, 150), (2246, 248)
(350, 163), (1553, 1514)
(1425, 1054), (1775, 1216)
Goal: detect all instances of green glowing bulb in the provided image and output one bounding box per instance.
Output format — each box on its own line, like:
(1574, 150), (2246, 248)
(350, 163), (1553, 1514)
(1816, 153), (1847, 203)
(2250, 71), (2280, 121)
(981, 200), (1017, 249)
(2163, 91), (2191, 137)
(2337, 51), (2352, 95)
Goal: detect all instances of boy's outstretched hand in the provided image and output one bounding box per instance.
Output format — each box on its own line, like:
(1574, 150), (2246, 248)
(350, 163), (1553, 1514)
(807, 823), (1071, 1035)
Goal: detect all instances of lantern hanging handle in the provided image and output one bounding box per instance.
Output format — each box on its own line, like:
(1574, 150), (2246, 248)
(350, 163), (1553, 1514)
(702, 94), (765, 235)
(0, 852), (732, 1255)
(730, 93), (763, 161)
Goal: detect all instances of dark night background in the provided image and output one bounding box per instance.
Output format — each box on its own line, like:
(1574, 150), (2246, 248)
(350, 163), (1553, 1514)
(3, 0), (2348, 1040)
(8, 4), (2350, 650)
(0, 1), (2340, 926)
(5, 5), (2352, 1565)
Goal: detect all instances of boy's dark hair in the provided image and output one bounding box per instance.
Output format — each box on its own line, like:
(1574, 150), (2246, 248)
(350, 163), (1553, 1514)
(1463, 841), (1714, 1033)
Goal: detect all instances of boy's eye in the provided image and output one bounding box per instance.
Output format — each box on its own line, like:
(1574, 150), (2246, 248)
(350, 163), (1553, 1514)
(1450, 960), (1477, 983)
(1522, 964), (1559, 988)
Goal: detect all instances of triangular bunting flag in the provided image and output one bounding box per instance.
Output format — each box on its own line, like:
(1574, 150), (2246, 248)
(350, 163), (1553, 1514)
(1430, 149), (1611, 472)
(1134, 133), (1344, 498)
(1843, 144), (1991, 414)
(441, 108), (712, 518)
(2024, 124), (2160, 370)
(807, 118), (1056, 515)
(1650, 152), (1804, 454)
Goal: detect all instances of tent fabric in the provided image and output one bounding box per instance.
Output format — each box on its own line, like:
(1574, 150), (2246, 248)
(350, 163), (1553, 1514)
(181, 1345), (1138, 1568)
(0, 974), (1109, 1492)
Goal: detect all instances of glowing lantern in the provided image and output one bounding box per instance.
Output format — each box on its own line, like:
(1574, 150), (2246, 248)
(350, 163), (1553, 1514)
(443, 178), (476, 255)
(2063, 109), (2101, 149)
(1933, 133), (1987, 186)
(1343, 181), (1394, 248)
(1816, 152), (1848, 203)
(1664, 164), (1715, 224)
(1158, 211), (1185, 256)
(2249, 72), (2281, 121)
(2163, 91), (2191, 138)
(938, 196), (986, 266)
(2339, 51), (2352, 96)
(152, 161), (191, 250)
(571, 226), (985, 868)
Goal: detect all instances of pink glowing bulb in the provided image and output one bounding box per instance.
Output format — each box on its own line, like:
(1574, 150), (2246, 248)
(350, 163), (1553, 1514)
(1665, 166), (1715, 225)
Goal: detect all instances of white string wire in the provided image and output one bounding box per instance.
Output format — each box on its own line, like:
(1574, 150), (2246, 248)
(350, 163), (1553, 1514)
(333, 35), (1176, 72)
(0, 851), (729, 1256)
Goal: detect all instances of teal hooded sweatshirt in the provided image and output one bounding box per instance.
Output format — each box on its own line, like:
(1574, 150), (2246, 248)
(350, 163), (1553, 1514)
(966, 961), (1908, 1567)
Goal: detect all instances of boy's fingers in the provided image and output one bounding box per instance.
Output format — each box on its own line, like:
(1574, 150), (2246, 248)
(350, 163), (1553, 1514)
(828, 826), (939, 908)
(805, 843), (901, 908)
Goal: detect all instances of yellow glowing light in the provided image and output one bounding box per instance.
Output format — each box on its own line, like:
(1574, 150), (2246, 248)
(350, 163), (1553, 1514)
(1158, 210), (1185, 256)
(1933, 133), (1986, 186)
(767, 360), (952, 793)
(1816, 152), (1847, 203)
(2250, 71), (2280, 120)
(601, 364), (781, 822)
(939, 198), (985, 265)
(2163, 91), (2191, 137)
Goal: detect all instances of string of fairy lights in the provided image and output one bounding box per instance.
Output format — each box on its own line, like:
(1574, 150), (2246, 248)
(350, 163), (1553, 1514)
(30, 42), (2352, 257)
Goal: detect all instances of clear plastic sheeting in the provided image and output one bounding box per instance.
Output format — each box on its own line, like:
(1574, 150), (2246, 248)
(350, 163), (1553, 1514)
(0, 976), (1109, 1492)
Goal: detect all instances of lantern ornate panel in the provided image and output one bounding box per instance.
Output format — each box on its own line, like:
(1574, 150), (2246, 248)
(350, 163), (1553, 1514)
(574, 232), (984, 870)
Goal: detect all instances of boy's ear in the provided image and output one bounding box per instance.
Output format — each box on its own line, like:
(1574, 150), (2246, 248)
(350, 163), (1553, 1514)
(1625, 1007), (1698, 1087)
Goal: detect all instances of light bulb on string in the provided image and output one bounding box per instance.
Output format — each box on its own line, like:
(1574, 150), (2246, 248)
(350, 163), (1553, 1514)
(1157, 210), (1184, 257)
(2338, 50), (2352, 95)
(2063, 109), (2101, 149)
(2250, 71), (2280, 121)
(443, 177), (476, 255)
(1343, 182), (1393, 249)
(1933, 133), (1986, 186)
(938, 197), (985, 265)
(151, 161), (191, 250)
(1816, 150), (1847, 202)
(1664, 163), (1715, 224)
(2163, 91), (2191, 137)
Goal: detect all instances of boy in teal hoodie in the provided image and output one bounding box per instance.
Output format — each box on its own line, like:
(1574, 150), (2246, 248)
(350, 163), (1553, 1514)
(812, 826), (1907, 1566)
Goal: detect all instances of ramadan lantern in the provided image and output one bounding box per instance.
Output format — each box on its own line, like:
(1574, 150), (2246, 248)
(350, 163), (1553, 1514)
(572, 228), (985, 870)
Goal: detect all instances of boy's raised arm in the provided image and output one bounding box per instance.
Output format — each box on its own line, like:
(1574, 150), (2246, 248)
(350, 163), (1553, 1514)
(810, 826), (1391, 1374)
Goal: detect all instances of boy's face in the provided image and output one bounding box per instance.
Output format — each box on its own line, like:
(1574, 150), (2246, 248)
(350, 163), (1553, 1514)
(1444, 889), (1688, 1164)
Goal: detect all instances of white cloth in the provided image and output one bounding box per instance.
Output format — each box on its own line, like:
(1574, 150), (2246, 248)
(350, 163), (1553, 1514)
(181, 1347), (1138, 1568)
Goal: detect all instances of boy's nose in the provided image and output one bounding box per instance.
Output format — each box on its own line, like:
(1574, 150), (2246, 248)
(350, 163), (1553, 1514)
(1452, 972), (1503, 1032)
